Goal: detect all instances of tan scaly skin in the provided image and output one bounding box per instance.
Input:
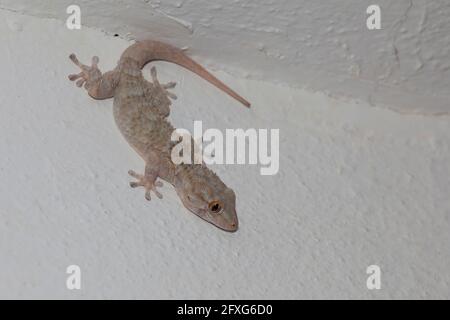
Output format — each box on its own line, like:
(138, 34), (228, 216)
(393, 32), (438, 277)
(68, 40), (250, 232)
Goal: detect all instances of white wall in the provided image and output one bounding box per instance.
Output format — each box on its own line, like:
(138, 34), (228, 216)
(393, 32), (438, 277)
(0, 9), (449, 299)
(1, 0), (449, 115)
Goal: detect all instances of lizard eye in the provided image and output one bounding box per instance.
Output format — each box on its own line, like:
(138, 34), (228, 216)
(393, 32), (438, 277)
(208, 200), (223, 214)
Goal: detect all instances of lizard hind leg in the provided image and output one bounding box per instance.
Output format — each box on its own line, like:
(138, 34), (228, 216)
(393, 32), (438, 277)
(144, 66), (178, 117)
(128, 169), (163, 201)
(150, 66), (178, 100)
(68, 54), (102, 89)
(68, 54), (118, 99)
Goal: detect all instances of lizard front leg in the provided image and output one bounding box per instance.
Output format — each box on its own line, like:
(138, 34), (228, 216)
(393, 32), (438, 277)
(68, 54), (119, 100)
(128, 169), (163, 200)
(128, 151), (164, 201)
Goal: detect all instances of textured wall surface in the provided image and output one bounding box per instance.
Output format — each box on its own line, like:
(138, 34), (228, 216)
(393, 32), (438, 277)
(0, 10), (449, 299)
(0, 0), (449, 115)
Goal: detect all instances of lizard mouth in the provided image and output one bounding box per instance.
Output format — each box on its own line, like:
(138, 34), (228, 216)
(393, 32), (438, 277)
(202, 214), (238, 232)
(204, 209), (238, 232)
(181, 197), (238, 232)
(220, 220), (238, 232)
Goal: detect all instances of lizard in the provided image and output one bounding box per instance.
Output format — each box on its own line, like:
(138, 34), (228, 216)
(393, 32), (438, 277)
(68, 40), (251, 232)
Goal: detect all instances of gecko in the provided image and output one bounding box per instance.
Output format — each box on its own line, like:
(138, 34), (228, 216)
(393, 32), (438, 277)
(68, 40), (250, 232)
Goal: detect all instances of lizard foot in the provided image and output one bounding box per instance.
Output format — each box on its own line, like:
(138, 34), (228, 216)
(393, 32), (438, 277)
(68, 54), (102, 89)
(150, 67), (178, 100)
(128, 170), (163, 201)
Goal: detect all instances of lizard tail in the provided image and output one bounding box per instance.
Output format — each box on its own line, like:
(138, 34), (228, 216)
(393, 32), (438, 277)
(120, 40), (251, 108)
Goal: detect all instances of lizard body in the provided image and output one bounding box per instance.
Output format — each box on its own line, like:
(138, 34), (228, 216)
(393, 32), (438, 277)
(68, 40), (249, 232)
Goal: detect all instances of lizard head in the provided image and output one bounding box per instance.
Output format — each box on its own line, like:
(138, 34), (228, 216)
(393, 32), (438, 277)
(175, 165), (238, 232)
